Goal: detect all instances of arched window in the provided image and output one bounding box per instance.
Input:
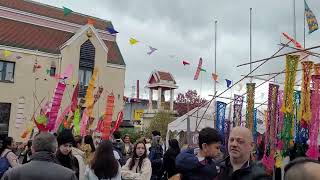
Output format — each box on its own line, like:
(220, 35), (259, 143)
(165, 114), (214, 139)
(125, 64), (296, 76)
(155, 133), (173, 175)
(78, 40), (95, 97)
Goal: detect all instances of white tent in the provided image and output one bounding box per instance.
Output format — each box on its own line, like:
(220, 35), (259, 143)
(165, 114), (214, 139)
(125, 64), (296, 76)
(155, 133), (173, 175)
(167, 101), (215, 133)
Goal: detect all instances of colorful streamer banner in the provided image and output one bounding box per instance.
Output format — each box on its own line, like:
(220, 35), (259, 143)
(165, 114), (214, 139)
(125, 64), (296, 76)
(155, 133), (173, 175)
(314, 63), (320, 75)
(84, 68), (98, 117)
(246, 83), (256, 130)
(306, 75), (320, 159)
(73, 109), (81, 136)
(275, 90), (284, 168)
(281, 55), (299, 154)
(46, 81), (66, 131)
(193, 58), (203, 80)
(215, 101), (227, 141)
(304, 0), (319, 34)
(102, 93), (115, 140)
(300, 61), (313, 124)
(262, 83), (279, 172)
(233, 94), (244, 127)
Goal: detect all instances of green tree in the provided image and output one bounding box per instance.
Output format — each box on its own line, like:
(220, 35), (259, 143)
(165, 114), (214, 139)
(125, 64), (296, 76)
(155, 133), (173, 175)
(146, 111), (174, 139)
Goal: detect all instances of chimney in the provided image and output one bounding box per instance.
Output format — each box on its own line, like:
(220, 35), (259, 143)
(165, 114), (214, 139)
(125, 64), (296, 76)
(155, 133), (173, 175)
(137, 80), (140, 101)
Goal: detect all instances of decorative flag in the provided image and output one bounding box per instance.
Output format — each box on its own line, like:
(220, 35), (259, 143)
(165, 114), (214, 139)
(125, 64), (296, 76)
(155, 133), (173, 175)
(111, 111), (124, 134)
(246, 83), (256, 130)
(293, 91), (301, 143)
(182, 60), (190, 66)
(212, 73), (218, 81)
(46, 69), (50, 75)
(199, 68), (206, 72)
(3, 50), (12, 58)
(233, 94), (244, 127)
(304, 0), (318, 34)
(147, 46), (157, 55)
(281, 55), (299, 154)
(262, 83), (279, 172)
(71, 83), (79, 112)
(87, 18), (96, 25)
(80, 109), (89, 136)
(306, 75), (320, 159)
(63, 6), (73, 16)
(226, 79), (232, 88)
(282, 32), (302, 48)
(129, 38), (139, 45)
(193, 58), (203, 80)
(216, 101), (227, 140)
(106, 27), (119, 34)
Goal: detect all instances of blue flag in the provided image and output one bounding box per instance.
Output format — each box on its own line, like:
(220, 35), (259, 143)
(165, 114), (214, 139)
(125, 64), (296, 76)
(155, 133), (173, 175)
(304, 0), (318, 34)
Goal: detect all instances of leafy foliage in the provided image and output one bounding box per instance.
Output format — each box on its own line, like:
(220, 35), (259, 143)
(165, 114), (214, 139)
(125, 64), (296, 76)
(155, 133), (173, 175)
(174, 90), (207, 116)
(145, 111), (174, 139)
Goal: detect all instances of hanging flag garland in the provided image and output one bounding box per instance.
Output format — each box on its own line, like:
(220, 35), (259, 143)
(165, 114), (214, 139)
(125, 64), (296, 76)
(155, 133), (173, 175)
(63, 6), (73, 16)
(281, 54), (299, 154)
(147, 46), (157, 55)
(293, 91), (302, 143)
(129, 38), (139, 45)
(182, 60), (190, 66)
(233, 94), (244, 127)
(246, 83), (256, 130)
(212, 73), (218, 81)
(306, 75), (320, 159)
(215, 101), (227, 140)
(106, 27), (119, 35)
(226, 79), (232, 88)
(300, 61), (313, 124)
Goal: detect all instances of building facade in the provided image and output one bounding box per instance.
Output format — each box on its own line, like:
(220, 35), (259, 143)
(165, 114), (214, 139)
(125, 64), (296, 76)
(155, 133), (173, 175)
(0, 0), (125, 141)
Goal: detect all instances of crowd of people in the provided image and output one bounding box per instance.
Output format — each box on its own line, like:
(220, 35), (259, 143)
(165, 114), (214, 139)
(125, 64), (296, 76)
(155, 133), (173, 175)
(0, 127), (319, 180)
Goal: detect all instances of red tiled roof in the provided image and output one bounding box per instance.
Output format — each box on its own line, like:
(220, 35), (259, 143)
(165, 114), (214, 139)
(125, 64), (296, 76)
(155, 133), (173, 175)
(0, 17), (73, 54)
(0, 18), (125, 65)
(0, 0), (112, 30)
(158, 71), (175, 83)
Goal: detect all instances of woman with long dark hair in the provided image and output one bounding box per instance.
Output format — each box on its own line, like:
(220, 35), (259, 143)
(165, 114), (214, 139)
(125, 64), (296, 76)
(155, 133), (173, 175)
(84, 140), (121, 180)
(159, 139), (180, 179)
(122, 141), (152, 180)
(0, 137), (19, 168)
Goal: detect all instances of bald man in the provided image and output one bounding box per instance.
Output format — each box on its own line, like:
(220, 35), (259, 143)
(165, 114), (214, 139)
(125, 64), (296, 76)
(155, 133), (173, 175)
(216, 126), (271, 180)
(284, 157), (320, 180)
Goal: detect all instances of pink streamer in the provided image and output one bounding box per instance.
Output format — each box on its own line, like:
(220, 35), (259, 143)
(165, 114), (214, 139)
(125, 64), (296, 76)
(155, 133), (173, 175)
(46, 82), (66, 131)
(63, 64), (73, 79)
(306, 75), (320, 159)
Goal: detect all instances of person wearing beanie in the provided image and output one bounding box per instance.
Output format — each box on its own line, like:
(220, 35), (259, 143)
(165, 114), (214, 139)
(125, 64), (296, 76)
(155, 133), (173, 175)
(56, 129), (80, 179)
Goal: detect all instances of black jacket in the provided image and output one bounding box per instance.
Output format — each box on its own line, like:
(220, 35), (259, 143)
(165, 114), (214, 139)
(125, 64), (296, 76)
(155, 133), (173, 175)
(216, 158), (271, 180)
(159, 148), (180, 178)
(176, 148), (219, 180)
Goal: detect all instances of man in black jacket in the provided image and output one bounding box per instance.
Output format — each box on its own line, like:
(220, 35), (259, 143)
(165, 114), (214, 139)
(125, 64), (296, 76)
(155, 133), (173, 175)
(217, 126), (271, 180)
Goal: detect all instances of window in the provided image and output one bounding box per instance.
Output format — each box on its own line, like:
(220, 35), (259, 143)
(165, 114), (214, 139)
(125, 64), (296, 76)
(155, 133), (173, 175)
(0, 103), (11, 136)
(79, 40), (95, 97)
(49, 66), (56, 76)
(0, 60), (15, 82)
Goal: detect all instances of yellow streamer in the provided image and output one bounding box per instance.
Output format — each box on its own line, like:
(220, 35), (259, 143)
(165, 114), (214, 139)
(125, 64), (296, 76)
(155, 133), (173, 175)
(84, 68), (98, 117)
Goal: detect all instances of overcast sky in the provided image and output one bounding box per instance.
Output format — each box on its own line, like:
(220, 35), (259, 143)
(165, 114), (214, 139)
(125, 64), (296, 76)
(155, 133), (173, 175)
(36, 0), (320, 103)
